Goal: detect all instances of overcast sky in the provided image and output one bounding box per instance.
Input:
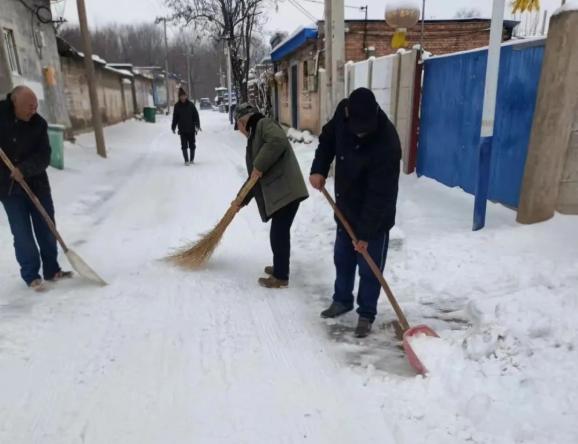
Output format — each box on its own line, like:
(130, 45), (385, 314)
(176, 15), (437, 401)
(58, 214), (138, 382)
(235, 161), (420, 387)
(59, 0), (564, 39)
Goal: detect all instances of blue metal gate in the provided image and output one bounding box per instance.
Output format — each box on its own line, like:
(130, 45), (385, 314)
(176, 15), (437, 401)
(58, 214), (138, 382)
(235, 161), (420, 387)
(417, 40), (545, 208)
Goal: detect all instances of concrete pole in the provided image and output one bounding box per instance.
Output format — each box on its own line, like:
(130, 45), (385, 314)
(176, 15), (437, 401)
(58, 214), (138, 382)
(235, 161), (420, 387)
(473, 0), (505, 230)
(517, 10), (578, 222)
(226, 42), (233, 123)
(331, 0), (346, 105)
(76, 0), (106, 158)
(186, 50), (191, 99)
(324, 0), (333, 119)
(163, 18), (170, 114)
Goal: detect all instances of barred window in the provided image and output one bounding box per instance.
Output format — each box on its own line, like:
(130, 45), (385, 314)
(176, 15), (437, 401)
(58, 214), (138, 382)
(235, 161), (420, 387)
(3, 29), (21, 75)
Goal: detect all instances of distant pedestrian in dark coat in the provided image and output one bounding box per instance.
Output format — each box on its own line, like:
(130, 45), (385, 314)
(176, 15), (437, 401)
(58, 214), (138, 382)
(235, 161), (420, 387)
(0, 86), (71, 291)
(171, 88), (200, 165)
(310, 87), (401, 338)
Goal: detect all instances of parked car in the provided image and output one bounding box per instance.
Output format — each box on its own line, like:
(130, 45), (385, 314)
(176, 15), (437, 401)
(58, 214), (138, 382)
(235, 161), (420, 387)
(199, 98), (212, 110)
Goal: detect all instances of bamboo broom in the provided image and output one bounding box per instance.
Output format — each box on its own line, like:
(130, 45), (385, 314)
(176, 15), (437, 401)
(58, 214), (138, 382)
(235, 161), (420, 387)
(167, 175), (259, 269)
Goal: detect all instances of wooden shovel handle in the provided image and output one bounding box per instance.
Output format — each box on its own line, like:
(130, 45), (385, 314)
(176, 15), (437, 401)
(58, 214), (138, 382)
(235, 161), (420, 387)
(0, 148), (69, 251)
(321, 187), (410, 332)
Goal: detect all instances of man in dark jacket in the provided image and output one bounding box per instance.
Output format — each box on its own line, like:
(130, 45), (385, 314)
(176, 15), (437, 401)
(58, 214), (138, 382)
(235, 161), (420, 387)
(171, 88), (200, 165)
(0, 86), (70, 291)
(233, 103), (309, 289)
(310, 88), (401, 338)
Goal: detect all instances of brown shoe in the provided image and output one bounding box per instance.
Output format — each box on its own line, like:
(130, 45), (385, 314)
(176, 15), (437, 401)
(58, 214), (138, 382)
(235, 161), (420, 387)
(258, 276), (288, 289)
(29, 279), (48, 293)
(48, 271), (74, 282)
(264, 266), (274, 276)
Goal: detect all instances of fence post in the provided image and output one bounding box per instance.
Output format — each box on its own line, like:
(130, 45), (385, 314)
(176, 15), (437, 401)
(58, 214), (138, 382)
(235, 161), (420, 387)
(473, 0), (505, 231)
(517, 9), (578, 223)
(407, 50), (423, 174)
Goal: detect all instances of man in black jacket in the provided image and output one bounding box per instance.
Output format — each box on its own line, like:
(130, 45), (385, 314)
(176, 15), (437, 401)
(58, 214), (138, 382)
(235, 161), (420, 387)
(0, 86), (70, 291)
(310, 88), (401, 338)
(171, 88), (200, 166)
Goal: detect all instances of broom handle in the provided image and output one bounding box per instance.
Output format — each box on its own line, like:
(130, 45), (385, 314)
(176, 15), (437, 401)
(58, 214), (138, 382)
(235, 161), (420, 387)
(321, 187), (410, 332)
(0, 148), (69, 252)
(233, 175), (260, 206)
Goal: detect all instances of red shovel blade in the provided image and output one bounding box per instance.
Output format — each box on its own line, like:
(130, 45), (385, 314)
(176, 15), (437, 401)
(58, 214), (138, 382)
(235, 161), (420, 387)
(402, 325), (439, 375)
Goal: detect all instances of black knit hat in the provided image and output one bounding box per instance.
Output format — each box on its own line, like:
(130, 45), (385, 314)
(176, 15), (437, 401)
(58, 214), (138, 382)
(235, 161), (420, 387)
(178, 87), (187, 97)
(347, 87), (379, 135)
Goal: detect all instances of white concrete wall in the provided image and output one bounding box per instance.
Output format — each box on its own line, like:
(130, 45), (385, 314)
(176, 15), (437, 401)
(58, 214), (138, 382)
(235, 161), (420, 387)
(345, 50), (418, 173)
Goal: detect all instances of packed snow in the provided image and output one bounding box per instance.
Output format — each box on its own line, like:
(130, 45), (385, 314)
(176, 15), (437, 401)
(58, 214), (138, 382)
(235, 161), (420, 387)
(1, 111), (577, 443)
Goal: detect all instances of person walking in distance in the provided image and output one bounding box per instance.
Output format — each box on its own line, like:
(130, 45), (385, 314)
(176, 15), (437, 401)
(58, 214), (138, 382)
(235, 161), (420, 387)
(171, 88), (200, 166)
(309, 88), (401, 338)
(0, 86), (72, 292)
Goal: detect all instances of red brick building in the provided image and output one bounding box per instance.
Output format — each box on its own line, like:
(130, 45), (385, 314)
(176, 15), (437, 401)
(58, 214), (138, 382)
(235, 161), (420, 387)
(271, 18), (519, 133)
(322, 18), (519, 61)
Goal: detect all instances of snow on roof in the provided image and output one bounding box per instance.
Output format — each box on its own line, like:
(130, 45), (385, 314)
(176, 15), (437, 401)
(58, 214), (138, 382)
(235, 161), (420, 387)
(553, 0), (578, 16)
(92, 54), (107, 65)
(105, 65), (133, 77)
(271, 27), (318, 62)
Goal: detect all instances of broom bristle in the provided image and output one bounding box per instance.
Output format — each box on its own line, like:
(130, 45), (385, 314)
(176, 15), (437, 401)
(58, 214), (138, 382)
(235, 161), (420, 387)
(167, 207), (237, 269)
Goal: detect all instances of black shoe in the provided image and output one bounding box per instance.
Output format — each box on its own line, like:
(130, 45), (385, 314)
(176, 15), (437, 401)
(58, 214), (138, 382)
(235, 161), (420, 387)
(321, 302), (353, 319)
(354, 317), (373, 338)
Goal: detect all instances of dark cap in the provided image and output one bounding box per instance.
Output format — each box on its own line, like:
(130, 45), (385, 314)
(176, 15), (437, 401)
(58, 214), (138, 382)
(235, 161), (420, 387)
(347, 87), (379, 135)
(178, 87), (187, 97)
(234, 102), (258, 121)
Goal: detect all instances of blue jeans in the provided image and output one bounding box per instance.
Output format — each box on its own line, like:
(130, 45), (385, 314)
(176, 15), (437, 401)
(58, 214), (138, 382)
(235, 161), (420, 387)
(333, 228), (389, 322)
(1, 192), (61, 285)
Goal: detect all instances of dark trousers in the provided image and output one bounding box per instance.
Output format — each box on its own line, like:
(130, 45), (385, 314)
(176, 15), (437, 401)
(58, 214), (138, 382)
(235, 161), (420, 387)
(1, 192), (61, 285)
(333, 228), (389, 322)
(269, 200), (300, 281)
(180, 131), (196, 162)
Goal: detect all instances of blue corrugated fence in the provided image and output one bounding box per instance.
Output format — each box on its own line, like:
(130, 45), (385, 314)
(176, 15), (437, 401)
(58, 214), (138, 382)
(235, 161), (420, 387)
(417, 39), (545, 208)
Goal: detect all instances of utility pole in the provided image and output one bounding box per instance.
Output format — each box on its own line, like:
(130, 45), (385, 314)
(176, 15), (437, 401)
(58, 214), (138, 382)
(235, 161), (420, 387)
(76, 0), (106, 158)
(156, 17), (171, 114)
(225, 41), (233, 124)
(186, 50), (191, 99)
(473, 0), (505, 230)
(331, 0), (345, 107)
(324, 0), (333, 117)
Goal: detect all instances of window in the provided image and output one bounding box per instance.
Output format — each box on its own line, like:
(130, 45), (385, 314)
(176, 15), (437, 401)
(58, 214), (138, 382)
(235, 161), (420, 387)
(302, 60), (309, 89)
(3, 29), (21, 75)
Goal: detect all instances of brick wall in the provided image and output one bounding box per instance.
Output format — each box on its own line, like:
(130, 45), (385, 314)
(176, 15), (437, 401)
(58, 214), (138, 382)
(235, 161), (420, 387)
(60, 54), (134, 132)
(276, 41), (321, 133)
(319, 19), (513, 62)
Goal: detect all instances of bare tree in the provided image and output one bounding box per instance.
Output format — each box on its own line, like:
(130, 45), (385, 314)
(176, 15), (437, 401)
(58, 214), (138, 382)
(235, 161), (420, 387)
(58, 24), (222, 99)
(454, 8), (482, 19)
(165, 0), (267, 101)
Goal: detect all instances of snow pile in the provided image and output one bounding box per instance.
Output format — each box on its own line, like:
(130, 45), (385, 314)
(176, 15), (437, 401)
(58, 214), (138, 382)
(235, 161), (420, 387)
(1, 111), (577, 443)
(553, 0), (578, 15)
(286, 127), (315, 144)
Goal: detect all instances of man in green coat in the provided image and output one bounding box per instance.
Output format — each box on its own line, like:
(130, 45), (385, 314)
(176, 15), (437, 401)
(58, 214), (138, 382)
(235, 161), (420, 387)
(233, 103), (309, 288)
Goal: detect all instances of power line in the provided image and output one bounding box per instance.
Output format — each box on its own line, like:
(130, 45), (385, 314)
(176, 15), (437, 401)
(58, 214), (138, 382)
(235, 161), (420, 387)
(299, 0), (365, 10)
(287, 0), (318, 22)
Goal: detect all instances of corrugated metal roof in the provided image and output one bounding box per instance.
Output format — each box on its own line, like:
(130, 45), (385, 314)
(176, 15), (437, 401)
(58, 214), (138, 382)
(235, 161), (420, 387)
(271, 27), (318, 62)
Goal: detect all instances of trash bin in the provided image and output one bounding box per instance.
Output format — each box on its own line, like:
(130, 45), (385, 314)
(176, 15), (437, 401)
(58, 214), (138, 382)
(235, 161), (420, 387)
(48, 124), (65, 170)
(143, 107), (156, 123)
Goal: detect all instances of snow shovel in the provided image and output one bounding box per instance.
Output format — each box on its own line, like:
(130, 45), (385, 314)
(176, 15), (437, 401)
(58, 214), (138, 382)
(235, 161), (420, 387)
(320, 187), (437, 375)
(0, 148), (107, 286)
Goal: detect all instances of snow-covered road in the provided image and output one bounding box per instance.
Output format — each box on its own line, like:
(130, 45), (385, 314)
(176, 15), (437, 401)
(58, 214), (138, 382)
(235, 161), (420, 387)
(1, 112), (577, 443)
